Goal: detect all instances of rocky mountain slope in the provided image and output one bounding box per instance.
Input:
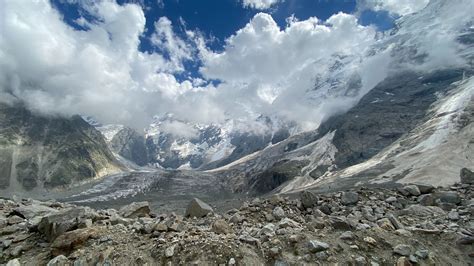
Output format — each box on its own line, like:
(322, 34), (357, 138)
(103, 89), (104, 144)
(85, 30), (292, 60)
(0, 104), (123, 196)
(1, 178), (473, 265)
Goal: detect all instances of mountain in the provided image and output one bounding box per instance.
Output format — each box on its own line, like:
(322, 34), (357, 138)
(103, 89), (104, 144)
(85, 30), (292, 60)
(0, 104), (123, 195)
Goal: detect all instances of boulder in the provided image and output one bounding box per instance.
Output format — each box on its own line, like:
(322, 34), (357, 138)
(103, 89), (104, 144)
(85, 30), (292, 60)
(12, 204), (58, 219)
(51, 228), (98, 256)
(272, 207), (285, 220)
(403, 185), (421, 196)
(341, 191), (359, 205)
(6, 259), (21, 266)
(300, 190), (318, 209)
(185, 198), (213, 218)
(307, 240), (329, 253)
(433, 191), (461, 205)
(211, 219), (233, 234)
(460, 167), (474, 184)
(399, 205), (445, 217)
(119, 202), (150, 218)
(38, 208), (87, 242)
(328, 216), (353, 230)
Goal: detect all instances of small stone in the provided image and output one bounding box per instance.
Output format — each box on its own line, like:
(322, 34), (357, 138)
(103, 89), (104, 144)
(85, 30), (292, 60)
(354, 256), (367, 266)
(393, 244), (412, 256)
(229, 213), (244, 224)
(418, 194), (435, 206)
(272, 207), (285, 220)
(385, 196), (397, 203)
(165, 245), (176, 257)
(448, 211), (460, 221)
(51, 228), (97, 256)
(278, 218), (299, 228)
(403, 185), (421, 196)
(339, 231), (355, 240)
(6, 259), (21, 266)
(307, 240), (330, 253)
(269, 247), (280, 256)
(211, 219), (233, 234)
(363, 236), (377, 245)
(377, 218), (395, 230)
(434, 191), (461, 205)
(341, 191), (359, 205)
(328, 216), (352, 230)
(260, 223), (276, 236)
(387, 214), (403, 229)
(154, 223), (168, 232)
(228, 258), (236, 265)
(396, 256), (413, 266)
(415, 250), (429, 259)
(47, 255), (69, 266)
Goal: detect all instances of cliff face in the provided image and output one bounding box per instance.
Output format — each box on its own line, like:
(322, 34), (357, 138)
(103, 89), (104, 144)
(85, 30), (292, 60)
(0, 104), (123, 192)
(110, 127), (149, 167)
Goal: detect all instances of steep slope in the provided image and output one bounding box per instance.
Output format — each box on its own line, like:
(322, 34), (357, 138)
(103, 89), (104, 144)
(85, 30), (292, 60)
(110, 127), (149, 166)
(0, 104), (123, 194)
(211, 69), (473, 194)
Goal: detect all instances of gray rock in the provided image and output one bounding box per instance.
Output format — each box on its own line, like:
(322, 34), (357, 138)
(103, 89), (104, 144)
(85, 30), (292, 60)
(185, 198), (213, 218)
(307, 240), (329, 253)
(415, 184), (435, 194)
(12, 204), (58, 219)
(47, 255), (69, 266)
(448, 211), (460, 221)
(278, 218), (299, 228)
(403, 185), (421, 196)
(272, 207), (285, 220)
(6, 259), (21, 266)
(300, 190), (318, 209)
(339, 231), (355, 240)
(385, 196), (397, 203)
(328, 216), (353, 230)
(211, 219), (233, 234)
(38, 208), (87, 242)
(341, 191), (359, 205)
(399, 205), (445, 217)
(434, 191), (461, 205)
(414, 249), (429, 259)
(418, 194), (435, 206)
(260, 223), (276, 236)
(460, 167), (474, 184)
(165, 245), (176, 257)
(387, 214), (404, 230)
(393, 244), (412, 256)
(119, 202), (150, 218)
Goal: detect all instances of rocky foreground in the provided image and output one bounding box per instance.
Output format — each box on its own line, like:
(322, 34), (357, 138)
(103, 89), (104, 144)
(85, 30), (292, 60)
(1, 172), (474, 265)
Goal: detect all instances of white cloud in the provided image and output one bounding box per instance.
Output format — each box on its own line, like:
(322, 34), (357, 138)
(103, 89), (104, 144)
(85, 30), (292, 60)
(358, 0), (429, 16)
(241, 0), (282, 10)
(0, 0), (471, 135)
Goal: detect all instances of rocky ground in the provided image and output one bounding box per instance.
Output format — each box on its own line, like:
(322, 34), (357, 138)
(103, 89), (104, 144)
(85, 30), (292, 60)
(1, 172), (474, 265)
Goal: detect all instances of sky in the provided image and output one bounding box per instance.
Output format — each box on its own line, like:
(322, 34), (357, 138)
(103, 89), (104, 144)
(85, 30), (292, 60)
(0, 0), (471, 134)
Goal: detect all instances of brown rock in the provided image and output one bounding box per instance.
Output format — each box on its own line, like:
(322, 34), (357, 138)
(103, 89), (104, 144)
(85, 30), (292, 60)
(51, 228), (98, 256)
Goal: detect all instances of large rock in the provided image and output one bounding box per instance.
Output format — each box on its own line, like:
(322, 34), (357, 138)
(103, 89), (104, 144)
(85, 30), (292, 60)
(300, 190), (318, 209)
(433, 191), (461, 205)
(38, 208), (87, 242)
(403, 185), (421, 196)
(12, 204), (58, 219)
(51, 228), (97, 256)
(399, 205), (445, 217)
(185, 198), (213, 218)
(119, 202), (150, 218)
(211, 219), (233, 234)
(341, 191), (359, 205)
(460, 168), (474, 184)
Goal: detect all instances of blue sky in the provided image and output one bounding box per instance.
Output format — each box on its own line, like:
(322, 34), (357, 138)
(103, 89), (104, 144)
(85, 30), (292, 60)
(51, 0), (396, 81)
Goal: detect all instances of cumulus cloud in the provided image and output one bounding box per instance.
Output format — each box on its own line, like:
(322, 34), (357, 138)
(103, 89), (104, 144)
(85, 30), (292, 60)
(358, 0), (429, 16)
(0, 0), (471, 136)
(241, 0), (282, 10)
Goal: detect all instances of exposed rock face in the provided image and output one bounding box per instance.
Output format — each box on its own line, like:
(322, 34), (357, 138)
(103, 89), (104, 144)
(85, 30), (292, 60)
(185, 198), (213, 218)
(0, 183), (473, 265)
(0, 104), (122, 191)
(110, 127), (148, 166)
